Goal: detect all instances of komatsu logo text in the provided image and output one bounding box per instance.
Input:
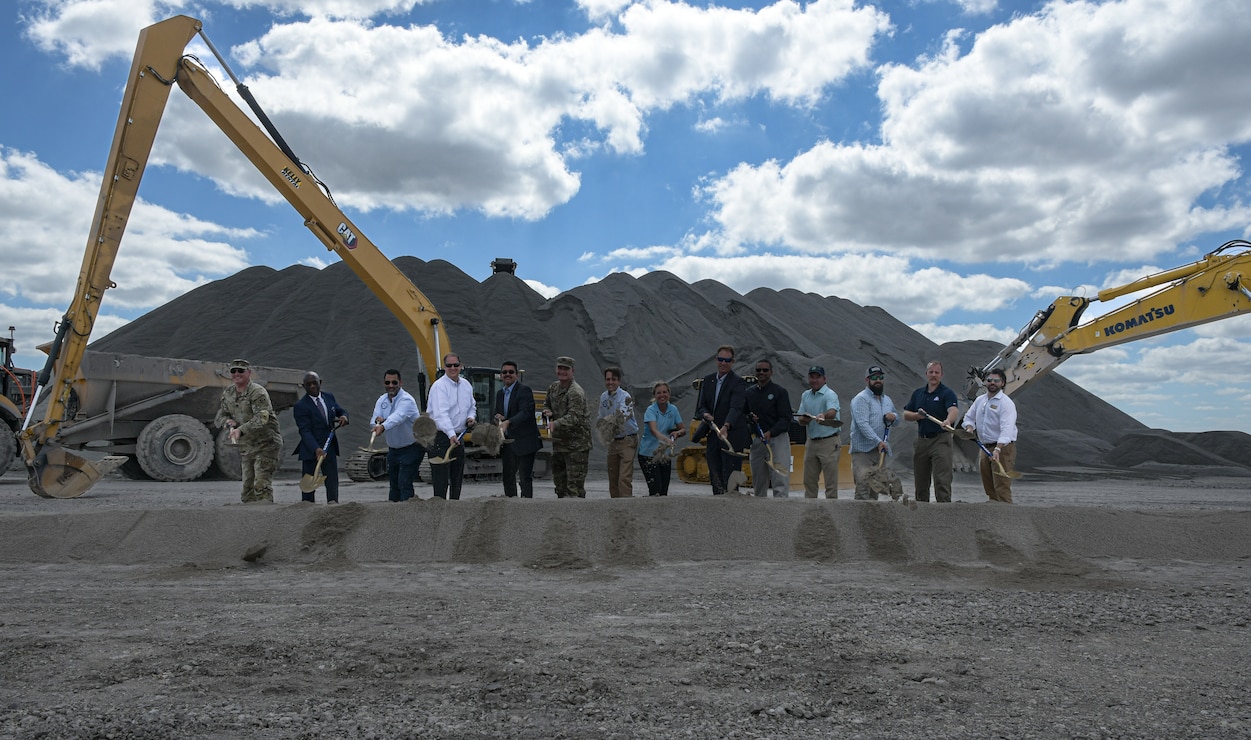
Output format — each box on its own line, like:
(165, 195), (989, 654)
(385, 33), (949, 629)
(338, 223), (358, 249)
(280, 167), (302, 188)
(1100, 304), (1174, 337)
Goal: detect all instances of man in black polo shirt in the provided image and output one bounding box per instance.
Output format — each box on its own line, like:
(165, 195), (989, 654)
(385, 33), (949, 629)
(744, 359), (792, 497)
(903, 361), (960, 502)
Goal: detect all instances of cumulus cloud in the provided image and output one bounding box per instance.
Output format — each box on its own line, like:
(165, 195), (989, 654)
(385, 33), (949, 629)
(0, 148), (252, 311)
(696, 0), (1251, 265)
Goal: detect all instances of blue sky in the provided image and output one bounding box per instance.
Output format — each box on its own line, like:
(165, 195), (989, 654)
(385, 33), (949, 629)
(3, 0), (1251, 433)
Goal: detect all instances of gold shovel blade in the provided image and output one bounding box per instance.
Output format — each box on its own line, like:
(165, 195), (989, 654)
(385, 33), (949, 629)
(28, 446), (127, 499)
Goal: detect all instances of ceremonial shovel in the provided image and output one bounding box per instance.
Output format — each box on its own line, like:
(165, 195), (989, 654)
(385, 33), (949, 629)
(973, 438), (1023, 480)
(709, 420), (748, 457)
(299, 430), (335, 493)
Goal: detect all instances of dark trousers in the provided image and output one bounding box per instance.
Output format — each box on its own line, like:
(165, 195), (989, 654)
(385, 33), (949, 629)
(430, 432), (466, 500)
(705, 442), (741, 495)
(387, 443), (423, 502)
(300, 452), (339, 502)
(639, 453), (672, 496)
(502, 447), (536, 498)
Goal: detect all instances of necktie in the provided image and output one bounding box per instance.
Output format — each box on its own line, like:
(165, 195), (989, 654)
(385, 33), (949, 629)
(315, 396), (327, 424)
(504, 387), (512, 414)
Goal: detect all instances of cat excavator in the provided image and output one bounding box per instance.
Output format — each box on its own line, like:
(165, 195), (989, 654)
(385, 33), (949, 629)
(966, 240), (1251, 400)
(20, 15), (544, 497)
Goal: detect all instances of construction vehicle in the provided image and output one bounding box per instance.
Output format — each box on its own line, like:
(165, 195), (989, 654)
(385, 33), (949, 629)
(7, 335), (305, 483)
(19, 15), (546, 497)
(1, 329), (37, 476)
(966, 240), (1251, 400)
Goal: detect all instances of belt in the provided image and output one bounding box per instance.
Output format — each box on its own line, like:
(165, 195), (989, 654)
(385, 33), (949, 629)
(918, 432), (945, 439)
(614, 433), (637, 439)
(810, 433), (838, 440)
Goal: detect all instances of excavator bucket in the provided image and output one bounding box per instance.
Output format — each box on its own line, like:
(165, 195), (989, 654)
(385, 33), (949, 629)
(27, 445), (127, 499)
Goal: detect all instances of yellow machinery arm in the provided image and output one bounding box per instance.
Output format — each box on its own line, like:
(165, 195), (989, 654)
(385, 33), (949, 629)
(21, 15), (452, 497)
(967, 240), (1251, 399)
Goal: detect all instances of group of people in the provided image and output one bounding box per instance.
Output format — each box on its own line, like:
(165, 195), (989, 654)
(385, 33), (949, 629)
(213, 350), (1019, 505)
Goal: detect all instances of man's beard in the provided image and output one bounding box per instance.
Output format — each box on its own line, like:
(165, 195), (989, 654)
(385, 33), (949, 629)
(870, 384), (883, 396)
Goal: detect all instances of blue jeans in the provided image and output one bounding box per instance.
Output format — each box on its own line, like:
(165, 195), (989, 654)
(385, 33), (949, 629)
(388, 443), (423, 501)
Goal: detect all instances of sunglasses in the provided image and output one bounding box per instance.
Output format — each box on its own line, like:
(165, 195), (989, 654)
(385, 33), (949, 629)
(230, 369), (247, 374)
(500, 370), (517, 375)
(383, 380), (399, 386)
(868, 375), (884, 381)
(716, 357), (733, 363)
(755, 368), (771, 373)
(445, 362), (461, 368)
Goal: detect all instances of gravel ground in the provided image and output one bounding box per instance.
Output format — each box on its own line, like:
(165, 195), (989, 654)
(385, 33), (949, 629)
(0, 473), (1248, 738)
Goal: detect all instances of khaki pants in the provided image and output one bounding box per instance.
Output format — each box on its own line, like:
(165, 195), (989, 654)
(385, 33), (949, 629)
(912, 434), (953, 502)
(851, 450), (881, 500)
(803, 435), (840, 498)
(606, 435), (637, 498)
(978, 441), (1016, 503)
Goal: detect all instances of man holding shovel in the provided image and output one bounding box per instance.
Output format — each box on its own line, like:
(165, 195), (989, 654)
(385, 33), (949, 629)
(903, 361), (960, 502)
(962, 368), (1019, 503)
(850, 365), (897, 500)
(293, 371), (348, 503)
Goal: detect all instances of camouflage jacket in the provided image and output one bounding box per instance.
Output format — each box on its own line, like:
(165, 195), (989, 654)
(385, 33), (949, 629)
(545, 379), (592, 452)
(215, 382), (283, 450)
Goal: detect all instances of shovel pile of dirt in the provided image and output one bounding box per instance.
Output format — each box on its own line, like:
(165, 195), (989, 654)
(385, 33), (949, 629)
(89, 258), (1248, 475)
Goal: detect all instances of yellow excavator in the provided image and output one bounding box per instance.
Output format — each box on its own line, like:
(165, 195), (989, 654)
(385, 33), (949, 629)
(19, 15), (536, 497)
(966, 240), (1251, 399)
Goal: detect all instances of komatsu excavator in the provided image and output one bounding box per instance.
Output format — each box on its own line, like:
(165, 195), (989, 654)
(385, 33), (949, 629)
(20, 15), (536, 497)
(967, 240), (1251, 400)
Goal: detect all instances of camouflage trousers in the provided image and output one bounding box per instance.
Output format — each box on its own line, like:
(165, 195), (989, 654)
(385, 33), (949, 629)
(551, 449), (589, 498)
(240, 441), (282, 503)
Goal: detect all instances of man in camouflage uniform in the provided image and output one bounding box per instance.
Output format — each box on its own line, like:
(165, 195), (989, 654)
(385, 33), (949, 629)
(542, 356), (591, 498)
(215, 359), (283, 503)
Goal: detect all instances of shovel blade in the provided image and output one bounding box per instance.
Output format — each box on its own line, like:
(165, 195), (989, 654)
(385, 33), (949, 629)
(28, 446), (127, 499)
(299, 473), (326, 493)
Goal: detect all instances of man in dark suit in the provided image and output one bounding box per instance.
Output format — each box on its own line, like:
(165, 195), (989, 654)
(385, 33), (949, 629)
(494, 360), (541, 498)
(694, 344), (750, 494)
(293, 371), (348, 503)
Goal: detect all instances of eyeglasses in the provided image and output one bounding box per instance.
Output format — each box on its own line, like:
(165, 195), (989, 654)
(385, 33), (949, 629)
(716, 357), (733, 363)
(868, 375), (884, 381)
(383, 380), (399, 386)
(500, 370), (516, 375)
(445, 362), (461, 368)
(230, 369), (247, 374)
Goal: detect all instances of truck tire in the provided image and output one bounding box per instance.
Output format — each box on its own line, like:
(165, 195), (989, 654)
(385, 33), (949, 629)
(211, 428), (243, 480)
(136, 414), (214, 482)
(345, 449), (387, 482)
(0, 426), (16, 478)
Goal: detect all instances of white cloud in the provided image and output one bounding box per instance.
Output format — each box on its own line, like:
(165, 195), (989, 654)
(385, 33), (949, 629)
(909, 322), (1017, 345)
(0, 304), (130, 373)
(0, 148), (252, 312)
(524, 279), (560, 299)
(28, 1), (889, 222)
(696, 0), (1251, 265)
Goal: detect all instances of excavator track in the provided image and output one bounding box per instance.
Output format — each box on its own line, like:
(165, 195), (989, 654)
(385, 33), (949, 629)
(345, 449), (387, 482)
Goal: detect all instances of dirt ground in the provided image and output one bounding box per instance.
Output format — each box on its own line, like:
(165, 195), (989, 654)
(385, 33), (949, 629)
(0, 470), (1248, 739)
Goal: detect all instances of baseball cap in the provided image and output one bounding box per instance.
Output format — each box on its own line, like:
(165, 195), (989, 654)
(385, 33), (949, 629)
(866, 365), (885, 377)
(556, 356), (576, 369)
(229, 359), (250, 371)
(807, 365), (825, 376)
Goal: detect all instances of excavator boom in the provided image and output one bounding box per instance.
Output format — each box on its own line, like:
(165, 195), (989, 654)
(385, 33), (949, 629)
(968, 240), (1251, 399)
(21, 15), (456, 497)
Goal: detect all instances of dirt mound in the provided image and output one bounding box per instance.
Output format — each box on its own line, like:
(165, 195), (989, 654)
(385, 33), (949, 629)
(1104, 429), (1251, 472)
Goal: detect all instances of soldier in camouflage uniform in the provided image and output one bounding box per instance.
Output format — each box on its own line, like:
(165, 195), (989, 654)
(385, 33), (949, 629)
(215, 359), (283, 503)
(542, 356), (592, 498)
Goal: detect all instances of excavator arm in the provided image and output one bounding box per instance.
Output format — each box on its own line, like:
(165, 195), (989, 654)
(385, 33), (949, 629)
(21, 15), (452, 497)
(967, 240), (1251, 399)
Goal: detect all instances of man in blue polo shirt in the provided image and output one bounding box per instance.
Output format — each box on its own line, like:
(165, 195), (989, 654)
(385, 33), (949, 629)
(903, 361), (960, 502)
(796, 365), (840, 498)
